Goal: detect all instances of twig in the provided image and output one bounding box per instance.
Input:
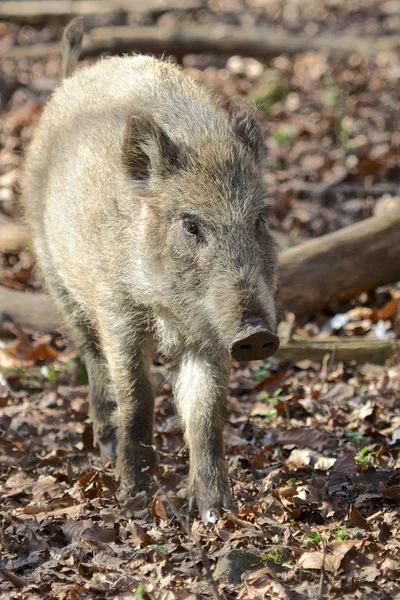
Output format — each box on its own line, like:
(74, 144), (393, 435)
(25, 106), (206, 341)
(153, 475), (223, 600)
(317, 539), (327, 599)
(275, 338), (400, 365)
(0, 568), (26, 589)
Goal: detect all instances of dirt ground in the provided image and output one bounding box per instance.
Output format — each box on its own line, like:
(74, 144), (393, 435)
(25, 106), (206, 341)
(1, 1), (400, 599)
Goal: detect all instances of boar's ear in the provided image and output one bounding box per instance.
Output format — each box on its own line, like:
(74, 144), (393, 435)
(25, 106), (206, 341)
(228, 96), (265, 163)
(122, 115), (185, 187)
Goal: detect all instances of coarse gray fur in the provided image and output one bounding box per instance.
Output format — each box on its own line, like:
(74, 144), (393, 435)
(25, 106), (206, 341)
(22, 20), (278, 523)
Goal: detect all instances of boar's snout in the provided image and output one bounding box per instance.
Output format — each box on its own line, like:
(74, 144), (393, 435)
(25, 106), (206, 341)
(230, 318), (280, 362)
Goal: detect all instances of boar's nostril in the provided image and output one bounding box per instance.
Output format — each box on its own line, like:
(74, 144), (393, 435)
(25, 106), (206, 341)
(231, 329), (280, 362)
(240, 344), (252, 353)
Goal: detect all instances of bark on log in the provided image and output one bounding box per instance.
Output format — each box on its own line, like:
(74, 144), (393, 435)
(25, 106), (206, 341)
(275, 338), (400, 365)
(1, 205), (399, 334)
(0, 215), (30, 253)
(2, 25), (399, 60)
(0, 286), (59, 333)
(277, 203), (400, 316)
(0, 0), (201, 19)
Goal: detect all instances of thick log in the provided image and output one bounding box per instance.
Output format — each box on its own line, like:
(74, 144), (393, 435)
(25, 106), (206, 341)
(0, 214), (30, 253)
(0, 0), (201, 20)
(1, 205), (399, 334)
(0, 286), (59, 332)
(0, 1), (124, 18)
(277, 203), (400, 316)
(2, 25), (399, 60)
(275, 338), (400, 365)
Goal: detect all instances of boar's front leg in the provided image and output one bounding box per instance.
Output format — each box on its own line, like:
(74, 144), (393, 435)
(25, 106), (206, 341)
(96, 301), (157, 492)
(175, 352), (235, 523)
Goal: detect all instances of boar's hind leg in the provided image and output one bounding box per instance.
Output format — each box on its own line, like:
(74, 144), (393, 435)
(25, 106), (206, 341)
(96, 302), (157, 492)
(175, 353), (235, 523)
(84, 348), (116, 462)
(51, 286), (117, 460)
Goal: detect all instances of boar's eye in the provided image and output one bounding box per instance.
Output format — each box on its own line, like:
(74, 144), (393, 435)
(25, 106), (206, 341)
(183, 220), (199, 237)
(255, 216), (264, 231)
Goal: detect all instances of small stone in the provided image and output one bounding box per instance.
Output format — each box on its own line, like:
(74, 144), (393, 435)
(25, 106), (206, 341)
(215, 548), (263, 584)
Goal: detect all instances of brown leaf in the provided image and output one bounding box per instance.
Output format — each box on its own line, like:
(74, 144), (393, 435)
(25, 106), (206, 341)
(328, 540), (363, 554)
(298, 551), (343, 572)
(346, 505), (369, 529)
(255, 371), (288, 393)
(62, 519), (94, 542)
(275, 428), (330, 451)
(21, 342), (59, 362)
(81, 526), (117, 544)
(331, 453), (358, 476)
(374, 295), (398, 321)
(354, 156), (381, 177)
(245, 566), (286, 595)
(381, 557), (400, 573)
(152, 495), (168, 521)
(278, 485), (298, 499)
(62, 519), (116, 544)
(381, 487), (400, 502)
(128, 521), (152, 546)
(34, 503), (87, 522)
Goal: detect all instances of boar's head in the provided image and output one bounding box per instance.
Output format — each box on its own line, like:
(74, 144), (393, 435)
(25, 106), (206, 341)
(122, 97), (279, 361)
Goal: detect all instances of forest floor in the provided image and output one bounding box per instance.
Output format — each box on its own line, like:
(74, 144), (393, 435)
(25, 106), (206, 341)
(1, 1), (400, 599)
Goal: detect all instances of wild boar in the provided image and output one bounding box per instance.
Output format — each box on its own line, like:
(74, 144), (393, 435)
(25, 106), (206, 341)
(22, 19), (279, 523)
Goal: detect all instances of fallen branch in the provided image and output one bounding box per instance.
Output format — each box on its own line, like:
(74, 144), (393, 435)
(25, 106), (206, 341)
(278, 204), (400, 315)
(275, 338), (400, 365)
(2, 24), (399, 60)
(0, 0), (201, 20)
(0, 214), (30, 253)
(0, 568), (26, 589)
(0, 286), (59, 332)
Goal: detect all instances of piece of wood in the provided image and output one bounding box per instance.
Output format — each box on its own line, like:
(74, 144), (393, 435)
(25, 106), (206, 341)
(0, 286), (59, 332)
(275, 338), (400, 365)
(2, 24), (399, 60)
(0, 1), (124, 18)
(0, 568), (26, 589)
(0, 0), (202, 20)
(0, 214), (30, 253)
(278, 204), (400, 316)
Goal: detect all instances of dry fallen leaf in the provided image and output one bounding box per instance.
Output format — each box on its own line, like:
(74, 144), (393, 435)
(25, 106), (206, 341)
(298, 551), (343, 572)
(152, 495), (168, 521)
(275, 428), (330, 451)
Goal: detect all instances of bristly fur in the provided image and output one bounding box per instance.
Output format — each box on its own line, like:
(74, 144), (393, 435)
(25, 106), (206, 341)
(22, 23), (278, 523)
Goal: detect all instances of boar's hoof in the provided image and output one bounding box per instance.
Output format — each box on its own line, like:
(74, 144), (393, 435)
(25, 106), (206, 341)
(189, 495), (222, 524)
(195, 488), (236, 525)
(203, 508), (220, 524)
